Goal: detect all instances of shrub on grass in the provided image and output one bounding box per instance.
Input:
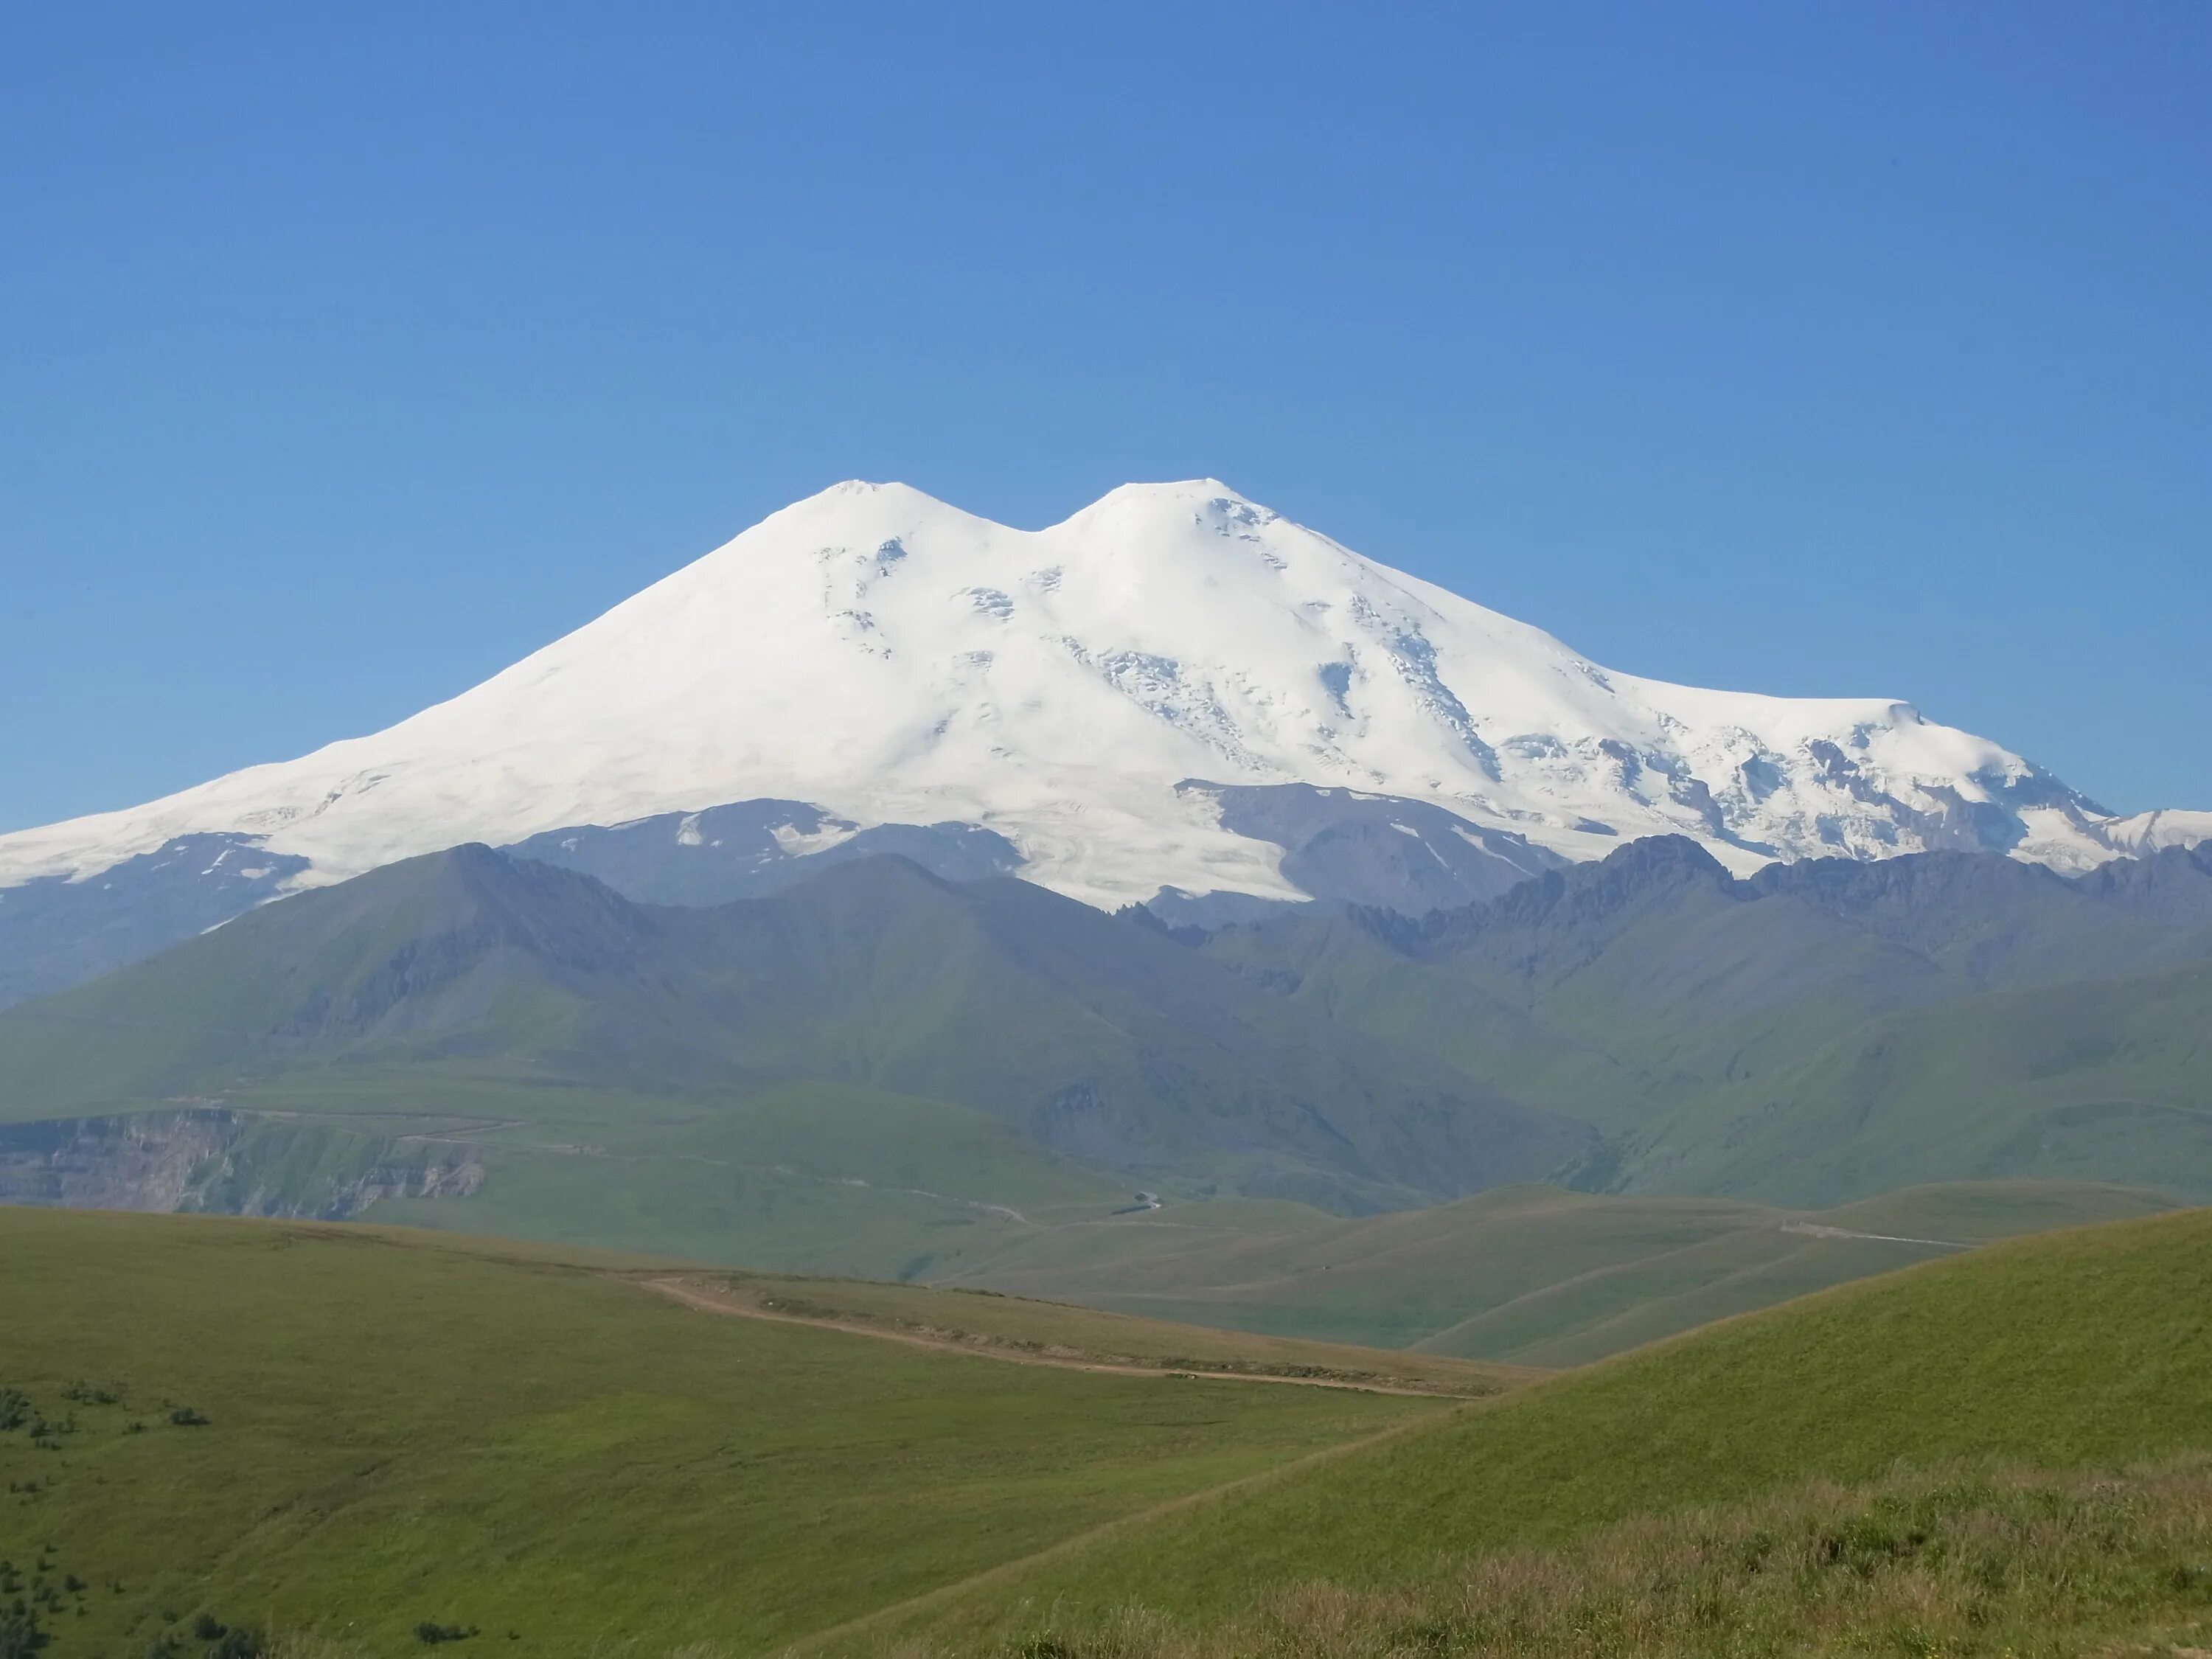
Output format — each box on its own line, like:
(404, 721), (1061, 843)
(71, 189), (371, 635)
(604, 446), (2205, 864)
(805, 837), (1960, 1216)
(0, 1601), (47, 1659)
(168, 1408), (209, 1428)
(947, 1458), (2212, 1659)
(413, 1623), (476, 1645)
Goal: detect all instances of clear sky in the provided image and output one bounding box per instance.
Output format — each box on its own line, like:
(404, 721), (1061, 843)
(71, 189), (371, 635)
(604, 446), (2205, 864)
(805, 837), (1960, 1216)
(4, 1), (2206, 833)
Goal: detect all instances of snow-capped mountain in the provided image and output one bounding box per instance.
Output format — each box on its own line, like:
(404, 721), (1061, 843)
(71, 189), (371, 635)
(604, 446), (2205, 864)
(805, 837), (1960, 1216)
(2, 480), (2203, 938)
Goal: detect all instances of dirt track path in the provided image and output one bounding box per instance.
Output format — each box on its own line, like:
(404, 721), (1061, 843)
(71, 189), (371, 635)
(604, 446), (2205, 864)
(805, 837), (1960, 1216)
(641, 1276), (1468, 1399)
(1778, 1220), (1970, 1248)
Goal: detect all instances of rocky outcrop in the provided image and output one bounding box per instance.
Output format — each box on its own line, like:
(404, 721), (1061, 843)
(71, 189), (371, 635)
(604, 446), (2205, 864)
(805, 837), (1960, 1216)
(0, 1107), (483, 1220)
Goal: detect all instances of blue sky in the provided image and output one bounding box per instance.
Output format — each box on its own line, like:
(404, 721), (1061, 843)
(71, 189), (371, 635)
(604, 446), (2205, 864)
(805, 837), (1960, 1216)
(4, 1), (2206, 832)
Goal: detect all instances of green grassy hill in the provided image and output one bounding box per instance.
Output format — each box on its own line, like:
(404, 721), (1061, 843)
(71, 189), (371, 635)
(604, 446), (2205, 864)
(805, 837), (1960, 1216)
(0, 1067), (1155, 1281)
(954, 1180), (2178, 1363)
(0, 846), (1587, 1213)
(4, 832), (2207, 1390)
(1203, 837), (2212, 1205)
(6, 1009), (2171, 1355)
(15, 835), (2212, 1249)
(1639, 959), (2212, 1205)
(7, 1205), (2208, 1658)
(883, 1206), (2212, 1653)
(0, 1207), (1453, 1657)
(295, 1071), (1149, 1280)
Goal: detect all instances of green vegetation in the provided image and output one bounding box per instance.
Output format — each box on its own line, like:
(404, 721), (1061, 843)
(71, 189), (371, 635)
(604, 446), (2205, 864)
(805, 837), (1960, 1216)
(299, 1071), (1146, 1279)
(7, 838), (2209, 1283)
(954, 1180), (2177, 1363)
(901, 1461), (2212, 1658)
(0, 848), (1583, 1216)
(6, 1046), (2175, 1355)
(658, 1272), (1531, 1396)
(1646, 961), (2212, 1205)
(0, 1207), (1440, 1655)
(1, 1065), (1153, 1281)
(1204, 839), (2212, 1207)
(1817, 1178), (2186, 1242)
(3, 1005), (2174, 1354)
(880, 1208), (2212, 1647)
(3, 1204), (2208, 1655)
(1, 835), (2206, 1396)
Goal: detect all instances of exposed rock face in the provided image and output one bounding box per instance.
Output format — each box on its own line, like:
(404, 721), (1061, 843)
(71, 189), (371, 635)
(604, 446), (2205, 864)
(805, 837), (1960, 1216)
(504, 799), (1024, 907)
(0, 1109), (239, 1212)
(0, 1107), (483, 1220)
(1176, 782), (1567, 915)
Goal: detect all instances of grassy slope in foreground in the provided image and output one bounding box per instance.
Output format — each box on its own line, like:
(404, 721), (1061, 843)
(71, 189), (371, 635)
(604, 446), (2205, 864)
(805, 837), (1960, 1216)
(892, 1207), (2212, 1644)
(896, 1461), (2212, 1658)
(0, 1209), (1446, 1656)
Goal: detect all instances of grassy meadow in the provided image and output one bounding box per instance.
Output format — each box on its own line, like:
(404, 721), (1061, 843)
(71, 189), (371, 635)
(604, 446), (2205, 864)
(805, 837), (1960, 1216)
(0, 1208), (1444, 1656)
(4, 1033), (2183, 1363)
(2, 1203), (2207, 1656)
(890, 1460), (2212, 1658)
(874, 1208), (2212, 1651)
(237, 1069), (1150, 1281)
(661, 1273), (1533, 1396)
(948, 1180), (2179, 1362)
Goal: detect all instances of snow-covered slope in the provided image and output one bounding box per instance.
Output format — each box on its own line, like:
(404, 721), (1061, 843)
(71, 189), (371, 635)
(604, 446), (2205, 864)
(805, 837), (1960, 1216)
(2097, 808), (2212, 859)
(0, 481), (2191, 911)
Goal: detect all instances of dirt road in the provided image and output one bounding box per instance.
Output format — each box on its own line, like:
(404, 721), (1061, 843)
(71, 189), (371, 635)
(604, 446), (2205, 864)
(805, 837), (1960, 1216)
(641, 1275), (1474, 1398)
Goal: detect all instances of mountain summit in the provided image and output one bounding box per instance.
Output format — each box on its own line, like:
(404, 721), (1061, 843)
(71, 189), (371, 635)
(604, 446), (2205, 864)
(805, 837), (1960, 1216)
(1, 481), (2203, 933)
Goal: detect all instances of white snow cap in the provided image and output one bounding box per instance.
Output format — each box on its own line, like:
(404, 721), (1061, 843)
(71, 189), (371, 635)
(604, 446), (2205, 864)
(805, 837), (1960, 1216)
(0, 479), (2191, 905)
